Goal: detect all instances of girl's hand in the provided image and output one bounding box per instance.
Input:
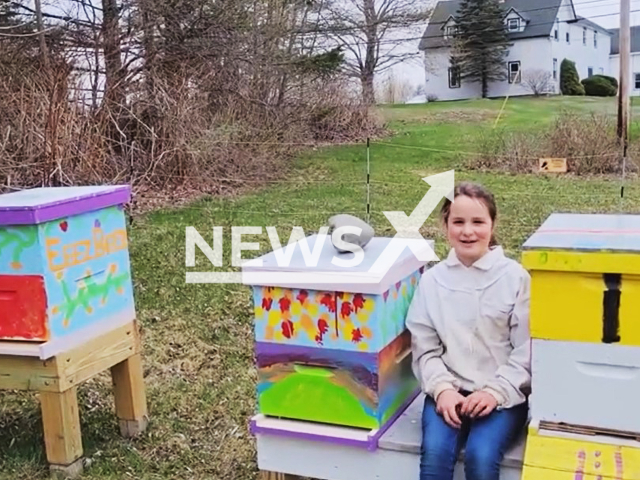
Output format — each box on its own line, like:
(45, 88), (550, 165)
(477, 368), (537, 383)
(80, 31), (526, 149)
(436, 390), (465, 428)
(460, 391), (497, 418)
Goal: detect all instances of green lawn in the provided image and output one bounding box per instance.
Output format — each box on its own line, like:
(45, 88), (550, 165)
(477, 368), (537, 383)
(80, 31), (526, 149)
(1, 96), (640, 479)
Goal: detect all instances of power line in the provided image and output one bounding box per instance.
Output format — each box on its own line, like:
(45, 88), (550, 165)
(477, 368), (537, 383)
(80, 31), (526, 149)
(316, 9), (637, 50)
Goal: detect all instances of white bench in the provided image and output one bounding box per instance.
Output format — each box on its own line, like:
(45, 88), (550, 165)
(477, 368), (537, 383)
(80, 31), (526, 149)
(256, 393), (527, 480)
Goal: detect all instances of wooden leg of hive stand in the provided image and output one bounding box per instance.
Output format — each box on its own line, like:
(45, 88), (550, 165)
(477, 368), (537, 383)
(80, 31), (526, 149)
(111, 353), (149, 437)
(40, 388), (84, 478)
(258, 471), (303, 480)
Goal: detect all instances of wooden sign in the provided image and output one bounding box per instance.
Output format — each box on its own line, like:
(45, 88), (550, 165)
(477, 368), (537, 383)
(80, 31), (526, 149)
(539, 158), (567, 173)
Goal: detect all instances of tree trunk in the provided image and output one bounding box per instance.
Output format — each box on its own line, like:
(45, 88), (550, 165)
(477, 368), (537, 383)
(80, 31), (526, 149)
(362, 0), (377, 105)
(482, 68), (488, 98)
(361, 73), (375, 105)
(101, 0), (125, 108)
(139, 0), (156, 97)
(33, 0), (49, 71)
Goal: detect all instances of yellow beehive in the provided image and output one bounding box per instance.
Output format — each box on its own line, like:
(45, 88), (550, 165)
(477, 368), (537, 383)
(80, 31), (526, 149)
(521, 213), (640, 346)
(520, 213), (640, 475)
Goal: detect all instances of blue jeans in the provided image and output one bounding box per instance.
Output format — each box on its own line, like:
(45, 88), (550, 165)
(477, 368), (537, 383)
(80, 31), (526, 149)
(419, 393), (528, 480)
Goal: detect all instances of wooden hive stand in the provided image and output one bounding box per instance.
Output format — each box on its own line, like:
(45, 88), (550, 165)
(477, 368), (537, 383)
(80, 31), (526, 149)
(0, 320), (148, 478)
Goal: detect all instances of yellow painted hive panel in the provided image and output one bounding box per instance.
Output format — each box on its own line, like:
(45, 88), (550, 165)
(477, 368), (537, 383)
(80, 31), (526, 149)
(528, 269), (640, 345)
(522, 428), (640, 480)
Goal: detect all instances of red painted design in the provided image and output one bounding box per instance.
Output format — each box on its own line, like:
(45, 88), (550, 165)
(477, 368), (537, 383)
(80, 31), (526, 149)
(281, 320), (294, 339)
(351, 327), (363, 343)
(0, 275), (48, 340)
(353, 294), (365, 313)
(59, 221), (68, 232)
(341, 301), (352, 318)
(262, 297), (273, 311)
(383, 290), (390, 302)
(320, 293), (336, 313)
(278, 296), (291, 312)
(316, 318), (329, 344)
(296, 290), (308, 304)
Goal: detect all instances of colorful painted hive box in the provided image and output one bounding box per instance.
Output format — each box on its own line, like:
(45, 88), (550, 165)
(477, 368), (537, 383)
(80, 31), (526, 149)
(0, 185), (135, 342)
(243, 234), (435, 430)
(521, 213), (640, 346)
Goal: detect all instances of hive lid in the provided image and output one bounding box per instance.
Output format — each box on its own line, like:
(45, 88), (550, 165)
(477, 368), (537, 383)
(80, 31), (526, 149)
(0, 185), (131, 225)
(242, 233), (435, 295)
(522, 213), (640, 253)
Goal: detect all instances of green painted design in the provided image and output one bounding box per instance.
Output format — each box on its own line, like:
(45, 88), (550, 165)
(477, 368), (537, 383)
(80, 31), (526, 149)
(54, 267), (130, 326)
(259, 372), (378, 429)
(293, 365), (334, 378)
(0, 227), (38, 268)
(539, 251), (548, 265)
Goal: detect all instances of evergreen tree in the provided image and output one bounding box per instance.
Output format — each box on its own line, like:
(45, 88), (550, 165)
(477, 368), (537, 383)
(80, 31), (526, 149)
(452, 0), (512, 98)
(560, 59), (585, 95)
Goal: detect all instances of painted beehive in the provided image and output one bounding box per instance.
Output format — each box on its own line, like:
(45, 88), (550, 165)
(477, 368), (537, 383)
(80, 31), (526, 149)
(243, 234), (434, 430)
(0, 185), (135, 343)
(521, 212), (640, 433)
(522, 422), (640, 480)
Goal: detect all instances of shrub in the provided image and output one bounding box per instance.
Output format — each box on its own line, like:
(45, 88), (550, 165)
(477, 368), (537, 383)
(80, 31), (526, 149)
(467, 109), (636, 175)
(593, 74), (618, 89)
(560, 59), (585, 96)
(581, 76), (617, 97)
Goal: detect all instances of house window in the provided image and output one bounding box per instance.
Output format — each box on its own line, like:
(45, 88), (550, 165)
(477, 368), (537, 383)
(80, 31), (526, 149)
(445, 25), (458, 38)
(554, 19), (559, 41)
(508, 61), (521, 83)
(594, 31), (598, 48)
(599, 67), (604, 74)
(508, 18), (519, 31)
(448, 67), (461, 88)
(588, 67), (593, 77)
(566, 32), (570, 43)
(583, 27), (587, 45)
(553, 59), (558, 80)
(635, 73), (640, 90)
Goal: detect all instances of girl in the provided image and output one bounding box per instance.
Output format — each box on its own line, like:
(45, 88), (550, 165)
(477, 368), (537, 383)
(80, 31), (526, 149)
(406, 182), (531, 480)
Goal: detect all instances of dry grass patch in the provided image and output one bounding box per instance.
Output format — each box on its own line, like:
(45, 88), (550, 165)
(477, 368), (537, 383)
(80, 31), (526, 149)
(467, 110), (640, 176)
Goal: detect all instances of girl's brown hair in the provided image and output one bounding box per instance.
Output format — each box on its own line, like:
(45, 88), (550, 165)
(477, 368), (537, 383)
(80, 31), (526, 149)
(440, 181), (498, 247)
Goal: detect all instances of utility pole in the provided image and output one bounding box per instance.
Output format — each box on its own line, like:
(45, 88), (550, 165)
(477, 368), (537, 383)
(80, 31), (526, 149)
(618, 0), (631, 153)
(618, 0), (631, 198)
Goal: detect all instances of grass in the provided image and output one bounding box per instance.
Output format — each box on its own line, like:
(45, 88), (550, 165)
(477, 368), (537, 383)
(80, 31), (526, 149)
(2, 95), (640, 479)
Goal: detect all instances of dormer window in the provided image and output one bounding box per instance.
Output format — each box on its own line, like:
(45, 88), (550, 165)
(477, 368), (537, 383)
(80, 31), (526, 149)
(504, 8), (526, 33)
(445, 25), (458, 38)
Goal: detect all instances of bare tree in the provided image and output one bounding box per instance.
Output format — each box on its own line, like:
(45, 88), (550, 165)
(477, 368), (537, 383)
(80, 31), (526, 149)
(317, 0), (431, 105)
(523, 69), (553, 97)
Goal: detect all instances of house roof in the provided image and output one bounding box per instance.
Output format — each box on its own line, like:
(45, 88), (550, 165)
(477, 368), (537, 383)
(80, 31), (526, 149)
(609, 26), (640, 55)
(574, 16), (611, 36)
(419, 0), (603, 50)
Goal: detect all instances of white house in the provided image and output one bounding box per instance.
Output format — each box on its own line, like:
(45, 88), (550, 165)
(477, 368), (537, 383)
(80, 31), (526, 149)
(609, 26), (640, 96)
(418, 0), (612, 101)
